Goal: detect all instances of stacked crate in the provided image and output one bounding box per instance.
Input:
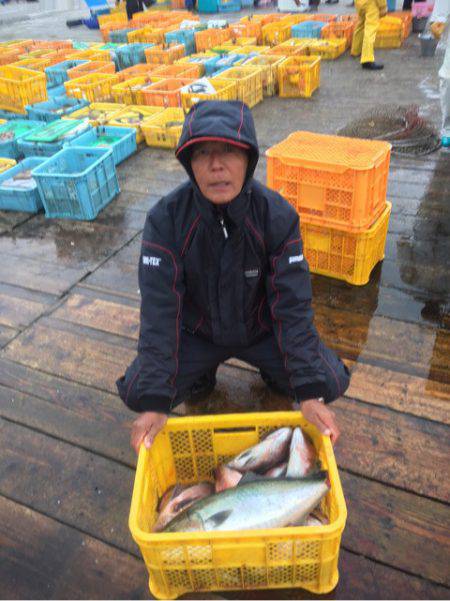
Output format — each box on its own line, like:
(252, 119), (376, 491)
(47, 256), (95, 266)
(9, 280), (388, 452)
(266, 131), (392, 285)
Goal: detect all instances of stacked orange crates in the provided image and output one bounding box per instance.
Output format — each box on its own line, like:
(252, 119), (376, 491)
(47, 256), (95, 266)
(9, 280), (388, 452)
(266, 131), (392, 285)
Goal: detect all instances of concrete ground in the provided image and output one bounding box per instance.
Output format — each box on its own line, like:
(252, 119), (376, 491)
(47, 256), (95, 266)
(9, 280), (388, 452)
(0, 4), (449, 601)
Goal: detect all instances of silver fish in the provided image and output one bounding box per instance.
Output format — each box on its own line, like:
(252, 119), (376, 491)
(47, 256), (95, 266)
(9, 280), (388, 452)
(227, 427), (292, 474)
(263, 461), (288, 478)
(286, 427), (317, 478)
(164, 472), (329, 533)
(153, 481), (214, 532)
(214, 464), (243, 493)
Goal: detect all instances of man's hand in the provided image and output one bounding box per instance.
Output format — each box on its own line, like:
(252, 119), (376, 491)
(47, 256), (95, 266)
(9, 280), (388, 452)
(296, 399), (340, 445)
(130, 411), (168, 454)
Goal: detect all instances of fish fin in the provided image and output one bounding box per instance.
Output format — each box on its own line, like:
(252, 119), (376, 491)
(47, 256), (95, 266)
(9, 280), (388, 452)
(204, 509), (233, 529)
(237, 471), (268, 485)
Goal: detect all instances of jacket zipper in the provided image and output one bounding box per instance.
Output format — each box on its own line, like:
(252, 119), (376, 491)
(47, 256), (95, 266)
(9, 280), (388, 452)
(218, 215), (228, 239)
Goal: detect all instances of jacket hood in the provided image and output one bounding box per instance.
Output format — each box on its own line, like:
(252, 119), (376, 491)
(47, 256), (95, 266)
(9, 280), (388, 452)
(176, 100), (259, 186)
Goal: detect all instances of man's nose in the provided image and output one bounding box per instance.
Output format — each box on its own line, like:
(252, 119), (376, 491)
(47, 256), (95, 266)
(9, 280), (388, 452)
(209, 152), (224, 170)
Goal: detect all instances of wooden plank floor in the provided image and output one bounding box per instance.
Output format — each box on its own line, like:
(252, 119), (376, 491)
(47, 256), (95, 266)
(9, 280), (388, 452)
(1, 27), (450, 601)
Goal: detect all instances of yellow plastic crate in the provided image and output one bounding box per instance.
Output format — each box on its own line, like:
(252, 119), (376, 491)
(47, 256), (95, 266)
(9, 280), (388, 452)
(141, 107), (184, 148)
(67, 48), (113, 62)
(62, 102), (125, 126)
(129, 411), (347, 600)
(302, 38), (347, 60)
(108, 105), (164, 143)
(0, 65), (47, 114)
(278, 56), (321, 99)
(11, 57), (52, 72)
(98, 12), (128, 28)
(246, 55), (285, 97)
(0, 158), (16, 173)
(261, 22), (292, 46)
(266, 38), (308, 57)
(237, 45), (270, 55)
(213, 66), (263, 109)
(65, 73), (118, 103)
(111, 75), (162, 105)
(375, 17), (403, 48)
(224, 37), (258, 48)
(301, 202), (391, 285)
(181, 78), (236, 113)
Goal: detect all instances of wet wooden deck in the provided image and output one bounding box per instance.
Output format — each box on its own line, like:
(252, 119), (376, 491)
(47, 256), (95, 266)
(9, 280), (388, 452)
(1, 19), (450, 601)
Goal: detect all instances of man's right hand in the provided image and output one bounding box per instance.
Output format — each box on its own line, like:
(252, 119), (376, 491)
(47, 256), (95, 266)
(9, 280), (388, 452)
(130, 411), (168, 454)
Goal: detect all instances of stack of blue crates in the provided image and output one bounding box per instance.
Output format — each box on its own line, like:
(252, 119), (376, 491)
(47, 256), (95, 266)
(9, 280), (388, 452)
(292, 21), (327, 39)
(26, 97), (89, 123)
(115, 43), (154, 70)
(64, 125), (137, 166)
(165, 29), (196, 55)
(32, 147), (120, 221)
(0, 157), (47, 213)
(110, 29), (137, 44)
(45, 60), (89, 87)
(217, 0), (241, 11)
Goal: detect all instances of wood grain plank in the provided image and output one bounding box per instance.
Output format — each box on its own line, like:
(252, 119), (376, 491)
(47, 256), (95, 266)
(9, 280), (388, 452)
(1, 322), (135, 393)
(82, 259), (139, 298)
(0, 379), (134, 467)
(332, 397), (449, 502)
(0, 418), (137, 554)
(52, 294), (139, 340)
(341, 471), (450, 587)
(0, 495), (149, 600)
(0, 292), (49, 329)
(0, 324), (18, 348)
(0, 253), (87, 296)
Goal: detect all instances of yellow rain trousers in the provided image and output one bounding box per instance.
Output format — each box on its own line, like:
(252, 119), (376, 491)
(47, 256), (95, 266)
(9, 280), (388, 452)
(351, 0), (386, 64)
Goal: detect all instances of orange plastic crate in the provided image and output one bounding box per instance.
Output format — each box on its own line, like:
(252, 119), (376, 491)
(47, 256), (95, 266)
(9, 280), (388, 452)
(98, 12), (128, 28)
(100, 21), (130, 42)
(278, 55), (321, 98)
(0, 65), (47, 113)
(389, 11), (412, 39)
(309, 13), (337, 22)
(64, 73), (118, 103)
(145, 44), (185, 65)
(117, 63), (160, 82)
(138, 77), (195, 108)
(0, 47), (24, 65)
(240, 13), (281, 26)
(321, 21), (355, 48)
(67, 61), (116, 79)
(266, 131), (391, 232)
(230, 22), (262, 44)
(112, 75), (162, 104)
(195, 28), (231, 52)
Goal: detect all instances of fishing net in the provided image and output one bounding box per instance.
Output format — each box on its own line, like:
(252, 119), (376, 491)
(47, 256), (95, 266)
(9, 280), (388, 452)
(337, 104), (441, 156)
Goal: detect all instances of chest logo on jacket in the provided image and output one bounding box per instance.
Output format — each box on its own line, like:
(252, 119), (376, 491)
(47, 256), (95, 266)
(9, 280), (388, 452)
(289, 254), (304, 264)
(142, 256), (162, 267)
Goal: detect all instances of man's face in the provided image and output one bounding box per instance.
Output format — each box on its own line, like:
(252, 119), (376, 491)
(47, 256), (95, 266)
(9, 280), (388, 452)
(190, 141), (249, 205)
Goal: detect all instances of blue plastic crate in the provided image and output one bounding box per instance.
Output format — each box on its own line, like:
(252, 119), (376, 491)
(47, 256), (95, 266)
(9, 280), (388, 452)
(198, 0), (219, 12)
(0, 110), (28, 120)
(0, 120), (45, 159)
(110, 28), (136, 44)
(165, 30), (196, 56)
(0, 157), (47, 213)
(47, 84), (67, 98)
(292, 21), (327, 38)
(45, 60), (89, 87)
(64, 125), (137, 165)
(217, 0), (241, 11)
(115, 43), (154, 70)
(26, 96), (89, 123)
(32, 146), (120, 220)
(18, 121), (92, 158)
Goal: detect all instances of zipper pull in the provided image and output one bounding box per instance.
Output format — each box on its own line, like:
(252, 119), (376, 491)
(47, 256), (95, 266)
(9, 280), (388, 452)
(219, 215), (228, 240)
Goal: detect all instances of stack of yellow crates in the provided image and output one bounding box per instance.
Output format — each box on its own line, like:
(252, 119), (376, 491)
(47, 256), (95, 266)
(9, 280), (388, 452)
(266, 131), (392, 285)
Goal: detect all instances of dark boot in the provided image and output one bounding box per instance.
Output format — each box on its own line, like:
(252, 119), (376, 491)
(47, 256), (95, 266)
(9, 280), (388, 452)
(362, 61), (384, 70)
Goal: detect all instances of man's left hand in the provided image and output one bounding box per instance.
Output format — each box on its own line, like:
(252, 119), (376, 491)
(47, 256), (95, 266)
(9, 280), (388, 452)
(296, 399), (340, 445)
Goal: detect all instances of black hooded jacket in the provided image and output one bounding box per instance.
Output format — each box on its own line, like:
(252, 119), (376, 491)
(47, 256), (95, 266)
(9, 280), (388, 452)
(131, 100), (329, 413)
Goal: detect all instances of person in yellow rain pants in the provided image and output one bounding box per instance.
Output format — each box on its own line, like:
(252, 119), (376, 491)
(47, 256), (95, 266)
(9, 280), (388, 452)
(351, 0), (387, 71)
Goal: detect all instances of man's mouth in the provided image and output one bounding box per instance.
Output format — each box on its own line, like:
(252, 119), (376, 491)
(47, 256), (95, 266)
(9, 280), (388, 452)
(208, 181), (230, 190)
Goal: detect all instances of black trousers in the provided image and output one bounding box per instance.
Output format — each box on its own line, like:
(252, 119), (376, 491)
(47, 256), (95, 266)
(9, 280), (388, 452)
(126, 0), (143, 20)
(118, 329), (350, 411)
